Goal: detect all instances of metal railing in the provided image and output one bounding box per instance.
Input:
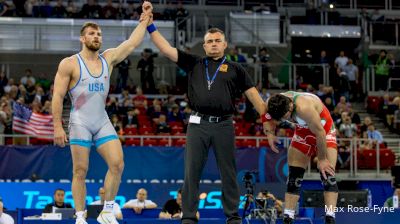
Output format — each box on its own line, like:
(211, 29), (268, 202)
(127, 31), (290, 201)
(367, 21), (400, 47)
(227, 12), (286, 45)
(0, 17), (174, 53)
(0, 59), (331, 90)
(1, 134), (398, 179)
(364, 65), (400, 92)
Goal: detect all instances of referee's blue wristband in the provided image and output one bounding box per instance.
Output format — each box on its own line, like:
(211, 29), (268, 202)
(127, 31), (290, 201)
(147, 24), (157, 34)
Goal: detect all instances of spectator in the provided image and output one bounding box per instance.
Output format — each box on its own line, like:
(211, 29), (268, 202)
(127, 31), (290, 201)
(17, 85), (29, 104)
(116, 59), (131, 93)
(342, 59), (359, 101)
(137, 48), (156, 94)
(80, 0), (102, 19)
(360, 116), (372, 135)
(156, 114), (171, 134)
(133, 87), (147, 109)
(163, 95), (177, 112)
(366, 123), (384, 146)
(66, 0), (78, 18)
(159, 189), (199, 220)
(42, 189), (72, 213)
(330, 107), (341, 124)
(111, 114), (123, 135)
(167, 104), (184, 122)
(0, 71), (8, 96)
(39, 0), (53, 18)
(175, 1), (188, 30)
(118, 90), (131, 106)
(36, 72), (51, 91)
(226, 46), (247, 64)
(337, 71), (351, 100)
(20, 69), (35, 86)
(115, 2), (126, 20)
(335, 111), (348, 128)
(334, 51), (348, 70)
(150, 104), (164, 122)
(316, 84), (325, 99)
(3, 78), (13, 95)
(13, 0), (27, 16)
(146, 98), (161, 116)
(125, 1), (140, 20)
(122, 108), (139, 128)
(0, 201), (14, 224)
(102, 0), (117, 19)
(319, 50), (329, 64)
(119, 98), (133, 115)
(25, 0), (36, 17)
(335, 96), (351, 113)
(324, 97), (335, 112)
(339, 116), (357, 138)
(123, 188), (157, 214)
(33, 86), (47, 105)
(0, 0), (9, 17)
(380, 94), (397, 127)
(322, 86), (335, 105)
(255, 47), (270, 89)
(387, 53), (399, 89)
(375, 50), (390, 91)
(41, 100), (51, 115)
(348, 108), (361, 125)
(91, 187), (123, 220)
(106, 97), (119, 116)
(52, 0), (67, 18)
(163, 1), (176, 20)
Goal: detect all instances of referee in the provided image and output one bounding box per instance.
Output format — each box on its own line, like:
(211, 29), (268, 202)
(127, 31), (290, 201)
(147, 16), (266, 224)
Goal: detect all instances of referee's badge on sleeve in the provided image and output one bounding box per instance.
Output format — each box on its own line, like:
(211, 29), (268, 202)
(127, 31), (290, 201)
(219, 64), (228, 72)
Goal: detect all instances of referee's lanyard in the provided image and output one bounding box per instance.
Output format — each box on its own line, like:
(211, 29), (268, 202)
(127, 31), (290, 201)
(205, 56), (226, 91)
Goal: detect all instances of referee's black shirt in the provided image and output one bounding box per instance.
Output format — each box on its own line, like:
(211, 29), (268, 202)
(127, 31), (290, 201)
(177, 49), (254, 116)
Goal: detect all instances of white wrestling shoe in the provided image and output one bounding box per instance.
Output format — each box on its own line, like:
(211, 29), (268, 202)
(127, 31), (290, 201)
(97, 211), (119, 224)
(75, 217), (88, 224)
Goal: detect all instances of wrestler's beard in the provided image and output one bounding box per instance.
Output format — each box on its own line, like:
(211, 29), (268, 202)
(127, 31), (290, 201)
(85, 41), (101, 51)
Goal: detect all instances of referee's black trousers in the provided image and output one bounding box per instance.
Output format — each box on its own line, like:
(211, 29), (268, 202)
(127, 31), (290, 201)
(181, 118), (242, 224)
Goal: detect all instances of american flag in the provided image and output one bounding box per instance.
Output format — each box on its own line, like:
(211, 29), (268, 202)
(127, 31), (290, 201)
(12, 103), (54, 140)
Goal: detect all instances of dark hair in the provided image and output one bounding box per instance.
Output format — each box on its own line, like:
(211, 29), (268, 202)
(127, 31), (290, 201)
(267, 94), (292, 120)
(205, 27), (225, 41)
(54, 188), (65, 194)
(80, 22), (100, 36)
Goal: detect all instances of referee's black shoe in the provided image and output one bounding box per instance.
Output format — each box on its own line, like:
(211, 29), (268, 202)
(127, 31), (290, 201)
(283, 214), (294, 224)
(325, 215), (336, 224)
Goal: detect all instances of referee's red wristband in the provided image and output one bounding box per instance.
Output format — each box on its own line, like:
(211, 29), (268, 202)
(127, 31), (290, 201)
(261, 113), (272, 123)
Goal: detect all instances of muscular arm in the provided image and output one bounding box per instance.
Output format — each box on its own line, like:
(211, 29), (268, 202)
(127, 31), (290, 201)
(103, 15), (151, 67)
(298, 105), (327, 160)
(244, 87), (266, 115)
(52, 58), (73, 129)
(149, 29), (178, 62)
